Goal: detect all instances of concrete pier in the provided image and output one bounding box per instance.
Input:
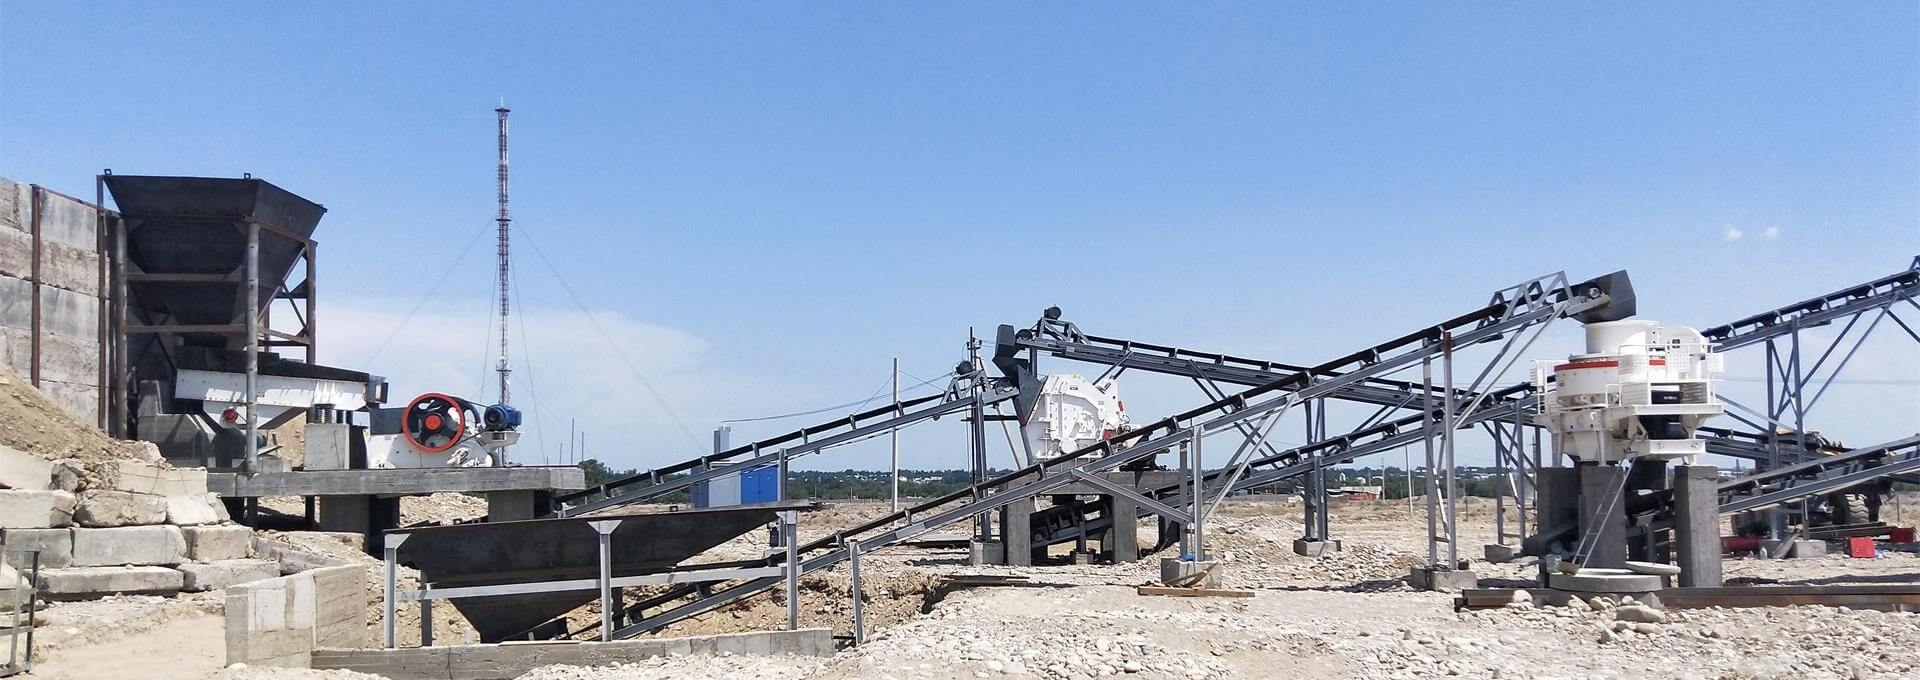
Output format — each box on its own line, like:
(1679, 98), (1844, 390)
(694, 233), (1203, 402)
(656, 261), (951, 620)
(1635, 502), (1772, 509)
(1671, 464), (1723, 587)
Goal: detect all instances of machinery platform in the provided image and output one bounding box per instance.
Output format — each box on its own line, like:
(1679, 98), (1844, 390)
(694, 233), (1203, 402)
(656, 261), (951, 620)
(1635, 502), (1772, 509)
(205, 465), (586, 498)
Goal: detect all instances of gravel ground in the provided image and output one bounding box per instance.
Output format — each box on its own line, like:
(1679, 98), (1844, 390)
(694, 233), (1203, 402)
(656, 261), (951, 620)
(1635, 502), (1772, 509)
(21, 497), (1920, 679)
(509, 498), (1920, 680)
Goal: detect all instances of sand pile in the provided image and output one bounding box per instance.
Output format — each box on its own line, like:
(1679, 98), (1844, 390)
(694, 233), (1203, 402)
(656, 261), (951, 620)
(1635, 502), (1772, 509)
(0, 364), (156, 465)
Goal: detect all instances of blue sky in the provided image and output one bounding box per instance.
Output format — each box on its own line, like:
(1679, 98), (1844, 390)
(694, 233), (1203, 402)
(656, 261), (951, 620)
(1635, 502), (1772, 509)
(3, 3), (1916, 473)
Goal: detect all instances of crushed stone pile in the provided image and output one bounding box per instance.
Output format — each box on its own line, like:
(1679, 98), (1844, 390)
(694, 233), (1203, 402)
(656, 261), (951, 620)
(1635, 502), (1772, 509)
(0, 364), (162, 466)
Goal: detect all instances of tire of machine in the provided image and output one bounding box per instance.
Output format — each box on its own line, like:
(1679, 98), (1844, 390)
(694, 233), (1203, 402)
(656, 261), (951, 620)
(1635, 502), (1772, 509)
(1827, 492), (1870, 526)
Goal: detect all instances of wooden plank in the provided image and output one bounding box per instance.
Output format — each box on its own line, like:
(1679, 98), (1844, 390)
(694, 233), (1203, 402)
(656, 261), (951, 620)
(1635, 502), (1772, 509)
(1137, 586), (1255, 598)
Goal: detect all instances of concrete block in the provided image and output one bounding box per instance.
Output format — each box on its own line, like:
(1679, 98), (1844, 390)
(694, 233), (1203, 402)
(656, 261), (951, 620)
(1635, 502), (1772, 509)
(207, 493), (232, 523)
(1484, 543), (1523, 562)
(166, 494), (223, 525)
(0, 277), (27, 330)
(0, 229), (25, 278)
(95, 461), (208, 497)
(968, 540), (1005, 566)
(0, 489), (76, 528)
(74, 489), (167, 527)
(70, 524), (185, 566)
(37, 565), (182, 598)
(184, 524), (252, 561)
(1294, 538), (1341, 557)
(1408, 566), (1479, 592)
(179, 559), (280, 591)
(36, 286), (98, 341)
(1792, 539), (1829, 558)
(0, 527), (72, 569)
(0, 178), (23, 230)
(251, 537), (351, 575)
(32, 188), (100, 250)
(304, 422), (352, 471)
(37, 239), (101, 297)
(1159, 557), (1223, 588)
(30, 334), (101, 386)
(485, 490), (539, 521)
(0, 445), (52, 490)
(0, 326), (24, 378)
(34, 381), (99, 427)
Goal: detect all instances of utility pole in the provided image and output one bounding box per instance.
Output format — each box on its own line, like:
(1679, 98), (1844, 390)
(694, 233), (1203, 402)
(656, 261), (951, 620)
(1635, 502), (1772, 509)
(890, 356), (900, 513)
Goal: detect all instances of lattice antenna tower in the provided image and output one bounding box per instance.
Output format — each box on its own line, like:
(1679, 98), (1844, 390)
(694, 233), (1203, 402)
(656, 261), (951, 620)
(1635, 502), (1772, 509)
(494, 104), (512, 405)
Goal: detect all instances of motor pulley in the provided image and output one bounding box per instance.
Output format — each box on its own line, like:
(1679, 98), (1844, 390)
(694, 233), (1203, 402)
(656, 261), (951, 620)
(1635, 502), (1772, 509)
(403, 392), (469, 453)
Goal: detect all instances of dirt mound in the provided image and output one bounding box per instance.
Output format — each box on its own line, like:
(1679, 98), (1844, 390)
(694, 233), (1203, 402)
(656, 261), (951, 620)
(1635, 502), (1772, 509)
(0, 364), (154, 464)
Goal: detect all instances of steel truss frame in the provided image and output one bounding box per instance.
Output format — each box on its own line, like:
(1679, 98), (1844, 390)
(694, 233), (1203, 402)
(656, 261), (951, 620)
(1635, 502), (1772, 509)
(1015, 257), (1920, 555)
(595, 270), (1614, 639)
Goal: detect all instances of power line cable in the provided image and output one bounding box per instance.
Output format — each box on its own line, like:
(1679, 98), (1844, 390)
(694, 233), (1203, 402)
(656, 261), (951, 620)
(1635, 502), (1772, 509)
(510, 254), (551, 465)
(362, 224), (494, 366)
(517, 225), (705, 449)
(722, 369), (954, 423)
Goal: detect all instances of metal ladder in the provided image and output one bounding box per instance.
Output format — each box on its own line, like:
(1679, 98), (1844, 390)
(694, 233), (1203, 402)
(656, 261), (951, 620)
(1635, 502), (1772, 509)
(1564, 456), (1638, 574)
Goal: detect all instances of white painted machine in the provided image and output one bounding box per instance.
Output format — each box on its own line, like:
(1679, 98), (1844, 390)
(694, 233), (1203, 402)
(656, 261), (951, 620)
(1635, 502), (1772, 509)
(361, 393), (522, 469)
(1022, 374), (1130, 460)
(1532, 319), (1725, 463)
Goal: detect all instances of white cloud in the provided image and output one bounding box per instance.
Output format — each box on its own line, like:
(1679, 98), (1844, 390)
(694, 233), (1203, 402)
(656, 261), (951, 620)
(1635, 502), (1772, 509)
(310, 298), (792, 470)
(1762, 226), (1781, 240)
(1721, 225), (1744, 241)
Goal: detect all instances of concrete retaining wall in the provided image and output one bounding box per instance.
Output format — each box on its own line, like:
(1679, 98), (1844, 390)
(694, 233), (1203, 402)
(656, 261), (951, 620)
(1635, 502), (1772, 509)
(224, 564), (367, 667)
(0, 177), (106, 427)
(309, 628), (835, 680)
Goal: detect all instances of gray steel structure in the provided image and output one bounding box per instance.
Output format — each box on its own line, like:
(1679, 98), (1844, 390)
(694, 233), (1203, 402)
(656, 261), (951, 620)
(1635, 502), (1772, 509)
(101, 174), (343, 471)
(1003, 256), (1920, 562)
(1700, 256), (1920, 539)
(582, 269), (1625, 639)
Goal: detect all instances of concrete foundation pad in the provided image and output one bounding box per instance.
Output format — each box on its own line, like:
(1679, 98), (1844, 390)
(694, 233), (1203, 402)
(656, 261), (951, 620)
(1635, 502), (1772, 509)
(38, 565), (182, 598)
(1408, 567), (1479, 592)
(0, 489), (76, 528)
(1294, 538), (1341, 557)
(311, 628), (834, 680)
(1160, 558), (1223, 588)
(70, 524), (185, 567)
(1484, 543), (1523, 563)
(1547, 568), (1664, 593)
(183, 524), (252, 562)
(0, 527), (72, 569)
(179, 559), (280, 591)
